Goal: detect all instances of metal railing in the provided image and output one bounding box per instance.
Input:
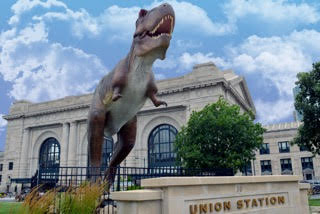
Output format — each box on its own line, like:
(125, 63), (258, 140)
(36, 166), (233, 213)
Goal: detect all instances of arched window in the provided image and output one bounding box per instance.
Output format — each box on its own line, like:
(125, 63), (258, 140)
(148, 124), (178, 168)
(39, 138), (60, 169)
(87, 136), (114, 168)
(101, 137), (114, 168)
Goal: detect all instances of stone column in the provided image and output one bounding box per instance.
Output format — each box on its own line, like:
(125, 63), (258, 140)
(67, 121), (77, 167)
(60, 122), (69, 167)
(19, 128), (30, 177)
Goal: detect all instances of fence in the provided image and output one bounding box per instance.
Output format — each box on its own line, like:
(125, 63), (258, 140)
(37, 166), (233, 213)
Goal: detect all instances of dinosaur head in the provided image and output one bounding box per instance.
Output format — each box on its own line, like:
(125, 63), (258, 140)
(132, 3), (175, 60)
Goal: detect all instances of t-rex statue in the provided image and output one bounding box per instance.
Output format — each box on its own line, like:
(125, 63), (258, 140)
(87, 3), (175, 189)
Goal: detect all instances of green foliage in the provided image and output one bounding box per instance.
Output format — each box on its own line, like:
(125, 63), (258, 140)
(127, 185), (143, 191)
(309, 199), (320, 207)
(293, 62), (320, 154)
(175, 97), (265, 171)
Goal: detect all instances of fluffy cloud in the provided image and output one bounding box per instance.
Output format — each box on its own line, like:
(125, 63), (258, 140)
(255, 99), (294, 124)
(230, 29), (320, 123)
(154, 51), (230, 73)
(179, 52), (230, 70)
(151, 0), (234, 35)
(231, 30), (320, 97)
(26, 0), (234, 40)
(33, 5), (140, 40)
(8, 0), (320, 42)
(0, 114), (7, 131)
(224, 0), (320, 24)
(0, 22), (106, 102)
(0, 114), (7, 140)
(9, 0), (67, 25)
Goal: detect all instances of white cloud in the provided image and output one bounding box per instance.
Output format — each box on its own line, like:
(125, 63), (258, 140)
(0, 114), (7, 126)
(33, 6), (139, 39)
(31, 0), (234, 40)
(255, 99), (294, 124)
(231, 31), (320, 97)
(179, 52), (230, 71)
(151, 0), (233, 35)
(229, 29), (320, 123)
(9, 0), (67, 25)
(0, 114), (7, 134)
(176, 40), (202, 50)
(8, 0), (320, 43)
(0, 22), (106, 102)
(155, 73), (166, 80)
(224, 0), (320, 24)
(154, 56), (178, 69)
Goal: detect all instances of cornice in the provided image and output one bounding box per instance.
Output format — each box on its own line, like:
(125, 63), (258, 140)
(3, 103), (90, 120)
(158, 79), (225, 96)
(138, 105), (186, 116)
(3, 78), (230, 120)
(221, 81), (253, 115)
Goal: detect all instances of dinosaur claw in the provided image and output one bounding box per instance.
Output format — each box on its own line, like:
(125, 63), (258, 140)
(155, 100), (167, 107)
(112, 93), (122, 101)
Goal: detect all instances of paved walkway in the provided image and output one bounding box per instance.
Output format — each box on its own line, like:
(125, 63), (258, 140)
(0, 197), (15, 202)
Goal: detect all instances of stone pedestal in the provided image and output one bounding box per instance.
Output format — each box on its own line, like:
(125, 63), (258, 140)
(112, 189), (162, 214)
(111, 176), (310, 214)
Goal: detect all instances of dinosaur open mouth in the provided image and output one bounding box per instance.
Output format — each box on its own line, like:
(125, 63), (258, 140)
(135, 15), (174, 39)
(147, 15), (174, 38)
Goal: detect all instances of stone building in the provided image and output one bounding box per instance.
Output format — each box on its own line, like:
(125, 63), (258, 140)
(251, 122), (318, 181)
(0, 62), (317, 193)
(0, 62), (255, 192)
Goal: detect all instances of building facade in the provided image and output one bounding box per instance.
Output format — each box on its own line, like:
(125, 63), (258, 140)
(251, 122), (319, 180)
(0, 62), (317, 193)
(0, 62), (255, 192)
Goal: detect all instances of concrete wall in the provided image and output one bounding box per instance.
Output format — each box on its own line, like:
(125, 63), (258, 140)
(112, 176), (310, 214)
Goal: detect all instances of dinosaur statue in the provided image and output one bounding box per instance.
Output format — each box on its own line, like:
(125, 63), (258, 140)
(87, 3), (175, 189)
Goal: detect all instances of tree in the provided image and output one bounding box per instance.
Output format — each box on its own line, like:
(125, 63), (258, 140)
(293, 62), (320, 154)
(174, 97), (265, 172)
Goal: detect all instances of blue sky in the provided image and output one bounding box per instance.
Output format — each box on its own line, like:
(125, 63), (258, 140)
(1, 0), (320, 150)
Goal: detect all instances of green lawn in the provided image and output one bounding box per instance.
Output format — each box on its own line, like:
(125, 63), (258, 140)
(309, 199), (320, 206)
(0, 202), (22, 214)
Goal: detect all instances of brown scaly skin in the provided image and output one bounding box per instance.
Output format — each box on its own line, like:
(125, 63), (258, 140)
(87, 3), (175, 191)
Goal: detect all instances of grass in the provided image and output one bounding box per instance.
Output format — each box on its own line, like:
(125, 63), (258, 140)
(309, 198), (320, 206)
(0, 202), (22, 214)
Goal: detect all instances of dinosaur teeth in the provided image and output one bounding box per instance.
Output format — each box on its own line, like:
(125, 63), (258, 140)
(149, 15), (174, 38)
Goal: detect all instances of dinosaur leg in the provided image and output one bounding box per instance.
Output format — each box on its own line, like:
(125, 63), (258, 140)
(104, 116), (137, 191)
(87, 107), (107, 182)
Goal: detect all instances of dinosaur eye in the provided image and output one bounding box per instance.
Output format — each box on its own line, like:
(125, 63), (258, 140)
(139, 9), (148, 18)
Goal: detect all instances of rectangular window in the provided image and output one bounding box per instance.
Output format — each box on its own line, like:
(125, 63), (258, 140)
(259, 143), (270, 155)
(301, 157), (313, 170)
(0, 175), (2, 183)
(260, 160), (272, 175)
(300, 145), (309, 152)
(0, 164), (3, 171)
(8, 162), (13, 170)
(280, 158), (292, 174)
(242, 162), (252, 176)
(278, 141), (290, 153)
